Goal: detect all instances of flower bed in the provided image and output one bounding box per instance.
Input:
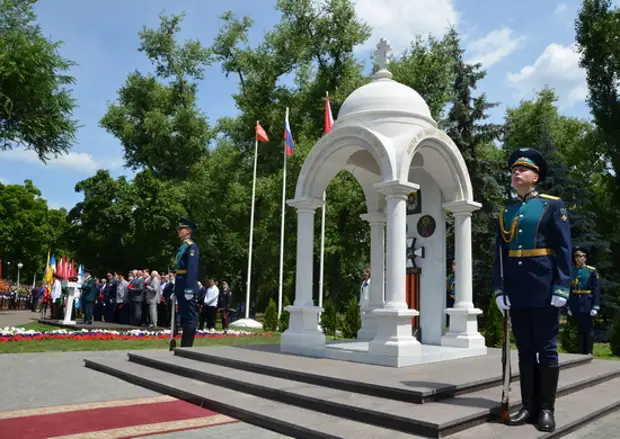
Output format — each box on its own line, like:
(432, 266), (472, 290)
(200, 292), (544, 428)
(0, 327), (271, 342)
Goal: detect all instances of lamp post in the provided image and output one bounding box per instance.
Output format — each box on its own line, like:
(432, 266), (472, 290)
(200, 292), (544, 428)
(17, 262), (23, 289)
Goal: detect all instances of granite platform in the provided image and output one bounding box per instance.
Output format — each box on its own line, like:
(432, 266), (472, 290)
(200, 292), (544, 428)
(85, 344), (620, 438)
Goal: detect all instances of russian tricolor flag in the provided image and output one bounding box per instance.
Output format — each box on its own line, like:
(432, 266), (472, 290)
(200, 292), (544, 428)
(284, 108), (294, 157)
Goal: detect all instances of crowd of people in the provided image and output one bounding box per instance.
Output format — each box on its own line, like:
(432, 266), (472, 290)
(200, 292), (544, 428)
(35, 270), (236, 331)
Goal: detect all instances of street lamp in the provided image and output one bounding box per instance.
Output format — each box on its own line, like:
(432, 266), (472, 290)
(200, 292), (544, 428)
(17, 263), (23, 289)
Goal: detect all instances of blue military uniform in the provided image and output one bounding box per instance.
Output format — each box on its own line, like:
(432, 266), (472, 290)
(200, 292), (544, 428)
(568, 248), (600, 355)
(493, 148), (572, 432)
(175, 217), (200, 347)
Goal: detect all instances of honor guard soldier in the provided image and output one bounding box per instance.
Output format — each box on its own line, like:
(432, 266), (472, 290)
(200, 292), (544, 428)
(493, 148), (572, 433)
(175, 217), (200, 347)
(568, 248), (600, 355)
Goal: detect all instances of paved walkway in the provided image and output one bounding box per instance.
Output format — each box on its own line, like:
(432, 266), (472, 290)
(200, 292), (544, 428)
(0, 310), (38, 327)
(0, 350), (289, 438)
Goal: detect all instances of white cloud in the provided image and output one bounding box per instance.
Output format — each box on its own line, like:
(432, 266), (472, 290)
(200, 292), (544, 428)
(466, 27), (526, 68)
(0, 177), (7, 184)
(0, 149), (122, 173)
(352, 0), (460, 54)
(507, 43), (587, 109)
(554, 3), (568, 15)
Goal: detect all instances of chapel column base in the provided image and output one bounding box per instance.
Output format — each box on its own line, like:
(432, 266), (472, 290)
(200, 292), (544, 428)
(441, 308), (486, 348)
(368, 308), (421, 357)
(281, 306), (325, 353)
(357, 305), (379, 341)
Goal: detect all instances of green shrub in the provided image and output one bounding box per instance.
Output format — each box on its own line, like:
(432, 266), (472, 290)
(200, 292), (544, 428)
(341, 297), (361, 339)
(483, 295), (504, 348)
(610, 316), (620, 357)
(560, 315), (579, 353)
(263, 298), (278, 332)
(320, 300), (338, 337)
(278, 295), (291, 332)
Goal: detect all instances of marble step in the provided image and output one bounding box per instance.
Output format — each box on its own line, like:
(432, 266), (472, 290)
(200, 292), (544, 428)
(124, 351), (620, 438)
(450, 376), (620, 439)
(173, 346), (591, 404)
(84, 357), (425, 439)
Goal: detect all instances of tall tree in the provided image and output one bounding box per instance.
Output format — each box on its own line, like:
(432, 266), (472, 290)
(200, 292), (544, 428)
(0, 0), (78, 160)
(100, 13), (214, 180)
(503, 89), (617, 317)
(0, 180), (68, 281)
(66, 171), (134, 274)
(444, 29), (504, 309)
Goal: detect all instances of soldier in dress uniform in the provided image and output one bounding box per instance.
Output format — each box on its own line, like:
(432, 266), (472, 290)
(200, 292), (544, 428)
(175, 217), (200, 347)
(568, 247), (600, 355)
(493, 148), (572, 433)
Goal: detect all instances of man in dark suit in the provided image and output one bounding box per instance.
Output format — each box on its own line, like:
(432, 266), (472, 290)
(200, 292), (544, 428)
(80, 269), (96, 324)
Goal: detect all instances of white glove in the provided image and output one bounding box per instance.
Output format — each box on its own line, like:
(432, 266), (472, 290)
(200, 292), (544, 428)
(590, 309), (598, 317)
(551, 295), (567, 308)
(495, 295), (511, 312)
(567, 309), (572, 316)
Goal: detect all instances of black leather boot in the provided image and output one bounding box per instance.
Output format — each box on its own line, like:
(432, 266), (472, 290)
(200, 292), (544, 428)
(537, 365), (559, 432)
(506, 360), (537, 425)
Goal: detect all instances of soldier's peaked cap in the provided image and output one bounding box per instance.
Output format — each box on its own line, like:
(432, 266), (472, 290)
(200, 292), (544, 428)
(177, 216), (197, 232)
(573, 247), (588, 257)
(508, 148), (547, 183)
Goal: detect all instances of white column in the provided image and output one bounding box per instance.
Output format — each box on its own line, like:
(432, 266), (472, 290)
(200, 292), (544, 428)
(441, 200), (486, 349)
(357, 212), (386, 341)
(368, 180), (421, 361)
(454, 212), (474, 309)
(280, 197), (326, 354)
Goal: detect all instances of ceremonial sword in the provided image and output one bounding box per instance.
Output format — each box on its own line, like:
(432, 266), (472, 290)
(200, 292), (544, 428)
(499, 249), (512, 423)
(169, 294), (177, 351)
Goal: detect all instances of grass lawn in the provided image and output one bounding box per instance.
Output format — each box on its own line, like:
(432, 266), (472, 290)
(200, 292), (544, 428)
(0, 321), (279, 354)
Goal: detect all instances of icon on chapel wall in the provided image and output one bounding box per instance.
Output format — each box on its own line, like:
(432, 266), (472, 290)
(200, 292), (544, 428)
(406, 190), (422, 215)
(417, 215), (436, 238)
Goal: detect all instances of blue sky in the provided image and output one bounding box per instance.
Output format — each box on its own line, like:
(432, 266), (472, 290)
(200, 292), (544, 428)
(0, 0), (594, 209)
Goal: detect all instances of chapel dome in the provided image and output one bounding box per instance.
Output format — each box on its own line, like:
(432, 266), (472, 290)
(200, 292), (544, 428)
(337, 69), (434, 124)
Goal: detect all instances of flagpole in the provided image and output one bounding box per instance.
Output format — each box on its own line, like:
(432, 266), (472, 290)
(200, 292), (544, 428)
(277, 108), (289, 318)
(318, 190), (326, 309)
(245, 122), (260, 320)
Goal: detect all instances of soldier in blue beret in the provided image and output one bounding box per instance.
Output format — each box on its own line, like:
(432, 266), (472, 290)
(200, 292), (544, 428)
(568, 247), (600, 355)
(175, 217), (200, 347)
(493, 147), (572, 432)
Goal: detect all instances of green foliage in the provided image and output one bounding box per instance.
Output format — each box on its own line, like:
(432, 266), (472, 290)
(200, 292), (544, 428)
(263, 298), (278, 331)
(0, 179), (69, 281)
(560, 316), (579, 354)
(341, 297), (361, 339)
(278, 295), (291, 332)
(483, 295), (504, 348)
(0, 0), (78, 159)
(99, 12), (213, 179)
(320, 300), (338, 337)
(610, 316), (620, 357)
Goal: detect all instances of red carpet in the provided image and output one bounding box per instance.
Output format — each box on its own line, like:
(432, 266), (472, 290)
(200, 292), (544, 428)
(0, 396), (237, 439)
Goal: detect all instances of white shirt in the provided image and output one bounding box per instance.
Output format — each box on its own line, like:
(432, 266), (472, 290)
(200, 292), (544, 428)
(204, 285), (219, 307)
(51, 279), (62, 301)
(360, 278), (370, 307)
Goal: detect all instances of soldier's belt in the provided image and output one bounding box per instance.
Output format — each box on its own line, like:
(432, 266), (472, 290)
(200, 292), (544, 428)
(176, 270), (187, 274)
(572, 289), (592, 295)
(508, 248), (553, 258)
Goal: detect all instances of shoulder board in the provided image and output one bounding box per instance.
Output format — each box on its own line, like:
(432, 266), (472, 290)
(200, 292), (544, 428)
(185, 240), (193, 245)
(587, 265), (597, 271)
(540, 194), (560, 200)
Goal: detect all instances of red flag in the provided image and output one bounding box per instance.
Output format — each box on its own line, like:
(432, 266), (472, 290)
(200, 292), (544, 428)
(324, 92), (334, 134)
(256, 122), (269, 142)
